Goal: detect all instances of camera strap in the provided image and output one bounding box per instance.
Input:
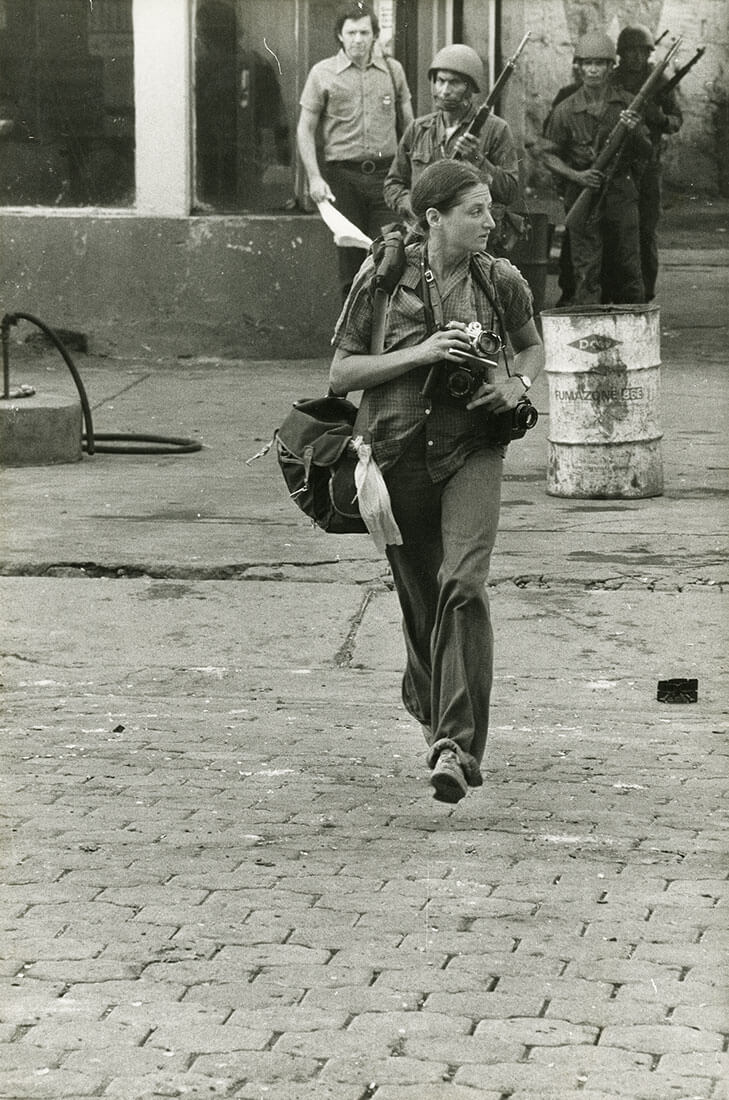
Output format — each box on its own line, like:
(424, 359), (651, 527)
(419, 249), (444, 333)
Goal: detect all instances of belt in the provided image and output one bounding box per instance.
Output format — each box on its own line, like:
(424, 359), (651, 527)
(327, 158), (392, 175)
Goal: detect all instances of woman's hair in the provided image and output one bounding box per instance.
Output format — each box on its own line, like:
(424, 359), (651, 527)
(410, 161), (485, 232)
(334, 3), (379, 42)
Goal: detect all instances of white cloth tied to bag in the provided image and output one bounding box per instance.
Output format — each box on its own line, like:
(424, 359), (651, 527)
(352, 435), (402, 552)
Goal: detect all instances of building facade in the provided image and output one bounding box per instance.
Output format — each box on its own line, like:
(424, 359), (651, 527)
(0, 0), (726, 358)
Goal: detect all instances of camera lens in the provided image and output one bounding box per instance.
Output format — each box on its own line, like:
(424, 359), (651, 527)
(476, 330), (503, 357)
(447, 368), (473, 398)
(514, 400), (539, 430)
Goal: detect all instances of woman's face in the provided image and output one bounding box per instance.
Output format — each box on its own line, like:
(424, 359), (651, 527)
(435, 184), (495, 253)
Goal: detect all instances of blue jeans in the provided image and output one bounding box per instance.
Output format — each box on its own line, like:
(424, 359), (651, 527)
(384, 436), (504, 786)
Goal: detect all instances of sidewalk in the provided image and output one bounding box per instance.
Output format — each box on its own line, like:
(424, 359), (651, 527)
(1, 229), (728, 1098)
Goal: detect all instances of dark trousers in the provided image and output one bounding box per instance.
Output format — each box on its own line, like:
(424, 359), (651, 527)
(556, 228), (576, 306)
(638, 162), (662, 301)
(570, 186), (645, 305)
(384, 437), (504, 785)
(322, 161), (393, 300)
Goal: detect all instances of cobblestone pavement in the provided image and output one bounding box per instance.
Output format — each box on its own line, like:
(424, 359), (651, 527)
(1, 244), (728, 1099)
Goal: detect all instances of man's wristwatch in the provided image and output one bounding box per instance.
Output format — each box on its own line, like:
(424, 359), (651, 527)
(514, 373), (532, 391)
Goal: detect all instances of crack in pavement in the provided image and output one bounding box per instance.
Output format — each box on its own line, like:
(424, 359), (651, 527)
(0, 561), (725, 591)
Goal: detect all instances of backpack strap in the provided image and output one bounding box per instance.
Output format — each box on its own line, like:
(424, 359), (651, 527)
(369, 227), (407, 354)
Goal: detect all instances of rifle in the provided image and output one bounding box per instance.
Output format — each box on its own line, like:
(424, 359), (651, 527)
(656, 46), (705, 100)
(453, 32), (531, 154)
(565, 37), (682, 233)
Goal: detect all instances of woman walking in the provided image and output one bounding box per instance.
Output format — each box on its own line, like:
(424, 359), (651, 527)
(330, 160), (544, 804)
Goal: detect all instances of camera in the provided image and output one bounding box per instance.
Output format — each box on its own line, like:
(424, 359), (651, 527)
(421, 321), (500, 409)
(509, 395), (539, 439)
(464, 321), (504, 358)
(421, 320), (539, 442)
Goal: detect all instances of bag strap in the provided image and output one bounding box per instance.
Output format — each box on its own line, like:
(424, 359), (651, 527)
(383, 56), (403, 134)
(370, 289), (389, 355)
(369, 227), (406, 355)
(419, 254), (439, 335)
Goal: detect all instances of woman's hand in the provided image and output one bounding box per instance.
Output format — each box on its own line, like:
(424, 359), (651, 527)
(330, 322), (475, 394)
(420, 321), (473, 364)
(466, 374), (527, 414)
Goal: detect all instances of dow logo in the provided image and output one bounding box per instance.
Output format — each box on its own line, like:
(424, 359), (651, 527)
(568, 334), (621, 353)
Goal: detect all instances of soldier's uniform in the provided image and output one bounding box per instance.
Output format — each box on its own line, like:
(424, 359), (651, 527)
(542, 32), (653, 305)
(610, 25), (683, 300)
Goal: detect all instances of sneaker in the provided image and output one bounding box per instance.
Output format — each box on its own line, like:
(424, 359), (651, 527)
(430, 749), (468, 804)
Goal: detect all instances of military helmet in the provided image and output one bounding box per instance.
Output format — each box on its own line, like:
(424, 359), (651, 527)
(617, 25), (655, 53)
(428, 44), (485, 92)
(574, 31), (617, 63)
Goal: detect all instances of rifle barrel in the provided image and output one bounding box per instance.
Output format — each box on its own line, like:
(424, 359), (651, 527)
(660, 46), (705, 95)
(456, 32), (532, 150)
(488, 31), (531, 103)
(508, 32), (531, 65)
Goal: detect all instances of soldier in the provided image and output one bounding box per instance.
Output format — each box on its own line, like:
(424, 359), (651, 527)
(384, 44), (521, 254)
(611, 24), (682, 301)
(541, 31), (652, 305)
(541, 61), (582, 306)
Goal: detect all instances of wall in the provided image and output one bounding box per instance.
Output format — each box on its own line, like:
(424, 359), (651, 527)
(0, 0), (727, 363)
(0, 0), (342, 359)
(134, 0), (191, 215)
(0, 213), (343, 358)
(501, 0), (729, 197)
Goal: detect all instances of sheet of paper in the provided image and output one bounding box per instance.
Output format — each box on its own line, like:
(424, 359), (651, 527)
(316, 201), (372, 250)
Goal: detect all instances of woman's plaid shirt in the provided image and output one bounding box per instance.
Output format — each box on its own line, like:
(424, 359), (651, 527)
(332, 242), (533, 481)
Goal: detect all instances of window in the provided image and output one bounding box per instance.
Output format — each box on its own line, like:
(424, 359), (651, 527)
(194, 0), (295, 213)
(0, 0), (134, 206)
(193, 0), (401, 214)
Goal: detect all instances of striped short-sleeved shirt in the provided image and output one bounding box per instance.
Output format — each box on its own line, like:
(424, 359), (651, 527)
(332, 242), (533, 481)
